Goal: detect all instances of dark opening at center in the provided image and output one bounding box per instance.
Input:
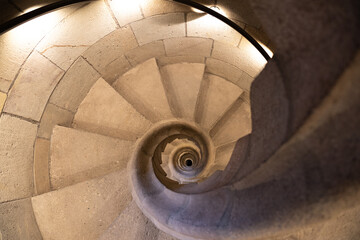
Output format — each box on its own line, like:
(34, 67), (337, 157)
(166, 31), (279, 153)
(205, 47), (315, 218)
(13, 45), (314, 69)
(185, 159), (193, 167)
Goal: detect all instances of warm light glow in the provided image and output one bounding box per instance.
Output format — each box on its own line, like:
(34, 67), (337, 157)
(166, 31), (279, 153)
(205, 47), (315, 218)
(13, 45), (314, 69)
(109, 0), (142, 10)
(191, 7), (204, 14)
(210, 6), (227, 16)
(259, 42), (274, 58)
(23, 5), (43, 13)
(240, 39), (269, 72)
(5, 9), (66, 47)
(108, 0), (145, 25)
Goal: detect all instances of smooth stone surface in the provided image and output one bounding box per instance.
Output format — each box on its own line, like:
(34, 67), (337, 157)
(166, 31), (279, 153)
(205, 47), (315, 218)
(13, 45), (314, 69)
(210, 99), (252, 147)
(32, 170), (132, 240)
(228, 51), (360, 238)
(164, 37), (213, 57)
(99, 200), (160, 240)
(83, 27), (138, 83)
(50, 57), (100, 112)
(0, 78), (11, 93)
(0, 5), (78, 83)
(196, 73), (243, 131)
(237, 60), (289, 181)
(251, 0), (360, 134)
(0, 92), (6, 113)
(0, 199), (42, 240)
(131, 13), (186, 45)
(73, 78), (152, 140)
(113, 58), (173, 122)
(236, 72), (254, 92)
(160, 63), (205, 120)
(212, 40), (266, 78)
(213, 141), (237, 171)
(36, 1), (117, 70)
(50, 126), (134, 189)
(108, 0), (143, 26)
(37, 103), (74, 139)
(187, 13), (242, 46)
(205, 58), (244, 87)
(0, 114), (37, 203)
(157, 55), (205, 66)
(4, 52), (64, 121)
(125, 40), (166, 67)
(34, 138), (51, 195)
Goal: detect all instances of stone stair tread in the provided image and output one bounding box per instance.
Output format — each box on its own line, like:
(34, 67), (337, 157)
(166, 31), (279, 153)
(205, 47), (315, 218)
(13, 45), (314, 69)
(112, 58), (173, 122)
(50, 125), (134, 190)
(73, 78), (153, 140)
(213, 141), (237, 172)
(160, 63), (205, 121)
(99, 200), (161, 240)
(31, 170), (132, 240)
(196, 73), (244, 131)
(210, 98), (252, 147)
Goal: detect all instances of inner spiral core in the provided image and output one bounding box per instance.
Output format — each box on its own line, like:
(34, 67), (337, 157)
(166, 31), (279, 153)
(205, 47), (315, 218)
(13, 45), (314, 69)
(132, 121), (216, 192)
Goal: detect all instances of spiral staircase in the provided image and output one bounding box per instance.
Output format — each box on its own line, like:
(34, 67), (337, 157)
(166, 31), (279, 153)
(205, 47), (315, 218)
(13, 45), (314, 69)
(0, 0), (359, 239)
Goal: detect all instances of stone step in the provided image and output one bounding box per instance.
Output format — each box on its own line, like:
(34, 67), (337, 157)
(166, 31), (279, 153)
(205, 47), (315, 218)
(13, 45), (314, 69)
(210, 98), (252, 147)
(31, 170), (132, 240)
(213, 141), (237, 172)
(73, 78), (153, 140)
(160, 63), (205, 121)
(99, 200), (161, 240)
(112, 58), (173, 123)
(49, 125), (134, 190)
(195, 73), (244, 131)
(100, 200), (178, 240)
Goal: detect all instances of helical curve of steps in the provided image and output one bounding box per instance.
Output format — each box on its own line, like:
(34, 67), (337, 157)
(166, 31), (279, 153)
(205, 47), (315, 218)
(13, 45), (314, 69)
(0, 0), (359, 240)
(32, 57), (252, 240)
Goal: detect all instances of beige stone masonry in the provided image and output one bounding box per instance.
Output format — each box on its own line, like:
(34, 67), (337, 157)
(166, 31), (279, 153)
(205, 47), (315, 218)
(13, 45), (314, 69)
(37, 103), (74, 139)
(0, 5), (80, 84)
(157, 55), (205, 66)
(50, 57), (100, 113)
(212, 40), (265, 78)
(157, 231), (179, 240)
(213, 141), (237, 171)
(140, 0), (190, 17)
(237, 72), (254, 92)
(36, 1), (117, 70)
(196, 74), (243, 131)
(0, 92), (6, 114)
(160, 63), (205, 120)
(131, 13), (186, 45)
(210, 99), (252, 147)
(82, 27), (138, 84)
(0, 78), (11, 93)
(0, 114), (37, 203)
(73, 78), (153, 140)
(113, 58), (173, 122)
(4, 52), (64, 121)
(32, 170), (132, 240)
(108, 0), (143, 26)
(237, 38), (268, 77)
(125, 40), (166, 67)
(34, 138), (51, 195)
(187, 13), (242, 46)
(205, 58), (244, 87)
(99, 201), (159, 240)
(0, 198), (42, 239)
(164, 37), (213, 57)
(50, 126), (134, 189)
